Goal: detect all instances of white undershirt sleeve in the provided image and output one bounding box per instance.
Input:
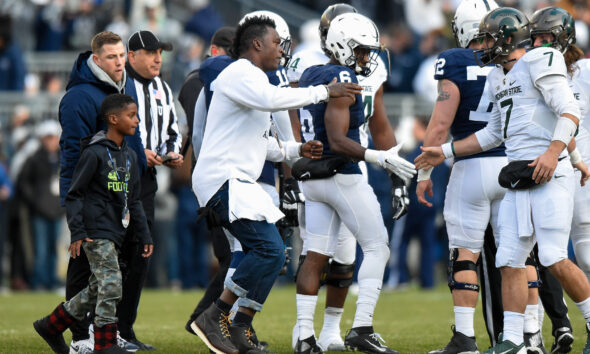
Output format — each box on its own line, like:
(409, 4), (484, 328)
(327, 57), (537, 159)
(536, 74), (581, 119)
(191, 88), (207, 162)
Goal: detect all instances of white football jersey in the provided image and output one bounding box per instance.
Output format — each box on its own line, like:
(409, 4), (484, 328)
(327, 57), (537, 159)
(486, 47), (571, 161)
(571, 58), (590, 162)
(287, 48), (388, 146)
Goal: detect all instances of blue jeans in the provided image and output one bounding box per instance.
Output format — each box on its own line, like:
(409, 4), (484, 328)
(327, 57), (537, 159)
(207, 182), (285, 311)
(31, 215), (61, 289)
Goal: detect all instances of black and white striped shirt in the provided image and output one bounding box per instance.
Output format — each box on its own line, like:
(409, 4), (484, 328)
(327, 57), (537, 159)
(127, 64), (182, 155)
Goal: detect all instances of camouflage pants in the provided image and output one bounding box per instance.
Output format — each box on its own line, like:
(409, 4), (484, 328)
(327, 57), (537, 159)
(63, 239), (122, 327)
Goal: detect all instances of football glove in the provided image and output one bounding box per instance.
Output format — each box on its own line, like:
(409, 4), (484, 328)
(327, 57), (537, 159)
(391, 173), (410, 220)
(279, 177), (304, 228)
(365, 142), (416, 185)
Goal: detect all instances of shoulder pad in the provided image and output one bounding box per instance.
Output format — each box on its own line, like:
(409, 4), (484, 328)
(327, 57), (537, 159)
(523, 47), (566, 82)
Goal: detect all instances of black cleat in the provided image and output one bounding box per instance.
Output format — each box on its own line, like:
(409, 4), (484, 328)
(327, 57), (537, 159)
(583, 323), (590, 354)
(192, 303), (238, 354)
(295, 335), (324, 354)
(429, 326), (478, 354)
(125, 337), (156, 351)
(550, 327), (573, 353)
(33, 318), (69, 354)
(524, 331), (548, 354)
(229, 325), (265, 354)
(345, 327), (398, 354)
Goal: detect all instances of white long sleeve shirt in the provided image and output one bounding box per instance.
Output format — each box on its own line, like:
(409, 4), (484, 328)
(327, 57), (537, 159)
(193, 58), (328, 222)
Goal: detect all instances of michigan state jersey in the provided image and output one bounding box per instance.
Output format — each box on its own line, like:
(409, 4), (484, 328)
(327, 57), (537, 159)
(299, 63), (364, 174)
(486, 47), (571, 161)
(358, 56), (388, 147)
(571, 59), (590, 161)
(286, 48), (329, 83)
(435, 48), (505, 161)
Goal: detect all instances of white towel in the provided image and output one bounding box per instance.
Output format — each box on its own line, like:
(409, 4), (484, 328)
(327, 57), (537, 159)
(228, 178), (284, 223)
(515, 189), (534, 238)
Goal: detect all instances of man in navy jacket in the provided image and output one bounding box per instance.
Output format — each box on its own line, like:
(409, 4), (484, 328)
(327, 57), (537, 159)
(58, 31), (152, 352)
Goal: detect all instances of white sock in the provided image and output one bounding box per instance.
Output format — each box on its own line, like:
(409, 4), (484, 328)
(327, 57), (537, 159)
(575, 297), (590, 322)
(321, 307), (343, 335)
(297, 294), (318, 340)
(353, 278), (382, 328)
(454, 306), (475, 337)
(503, 311), (524, 345)
(537, 299), (545, 331)
(524, 304), (540, 333)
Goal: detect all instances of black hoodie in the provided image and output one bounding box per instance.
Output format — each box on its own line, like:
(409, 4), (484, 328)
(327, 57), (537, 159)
(65, 131), (151, 247)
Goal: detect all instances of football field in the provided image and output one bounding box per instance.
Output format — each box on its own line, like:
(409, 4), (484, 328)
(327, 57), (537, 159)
(2, 284), (587, 353)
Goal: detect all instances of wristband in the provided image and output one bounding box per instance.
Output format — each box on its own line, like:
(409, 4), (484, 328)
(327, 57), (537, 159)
(417, 168), (433, 182)
(364, 149), (381, 164)
(552, 116), (577, 145)
(441, 142), (454, 159)
(570, 147), (583, 165)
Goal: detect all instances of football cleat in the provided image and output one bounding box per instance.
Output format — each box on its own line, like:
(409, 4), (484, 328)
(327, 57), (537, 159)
(483, 338), (526, 354)
(429, 326), (478, 354)
(317, 330), (346, 351)
(550, 327), (573, 353)
(345, 327), (398, 354)
(69, 339), (93, 354)
(524, 331), (548, 354)
(295, 335), (324, 354)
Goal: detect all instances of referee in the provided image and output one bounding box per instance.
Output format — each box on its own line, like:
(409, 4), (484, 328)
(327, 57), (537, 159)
(120, 30), (183, 350)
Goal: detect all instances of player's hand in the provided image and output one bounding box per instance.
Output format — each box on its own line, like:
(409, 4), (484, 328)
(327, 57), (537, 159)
(142, 244), (154, 258)
(529, 149), (559, 184)
(282, 177), (305, 204)
(326, 77), (362, 101)
(68, 237), (93, 259)
(573, 160), (590, 186)
(301, 140), (323, 159)
(163, 152), (184, 169)
(145, 149), (162, 167)
(415, 146), (445, 170)
(391, 174), (410, 220)
(416, 179), (434, 207)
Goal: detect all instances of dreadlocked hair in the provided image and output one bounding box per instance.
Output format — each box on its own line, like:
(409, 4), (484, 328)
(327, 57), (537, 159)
(565, 44), (585, 74)
(229, 15), (276, 59)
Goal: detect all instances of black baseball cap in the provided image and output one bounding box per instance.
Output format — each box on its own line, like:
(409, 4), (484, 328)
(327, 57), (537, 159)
(128, 30), (173, 52)
(211, 26), (235, 49)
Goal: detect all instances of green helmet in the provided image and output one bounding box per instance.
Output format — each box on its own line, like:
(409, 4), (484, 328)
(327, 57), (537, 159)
(474, 7), (531, 66)
(530, 6), (576, 53)
(319, 3), (357, 56)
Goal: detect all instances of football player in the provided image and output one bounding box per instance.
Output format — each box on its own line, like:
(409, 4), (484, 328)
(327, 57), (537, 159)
(287, 4), (409, 351)
(293, 12), (415, 354)
(416, 7), (590, 354)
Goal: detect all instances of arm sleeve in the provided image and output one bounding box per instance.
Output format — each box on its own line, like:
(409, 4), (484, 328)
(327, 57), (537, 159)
(475, 86), (504, 150)
(164, 82), (183, 154)
(265, 136), (285, 162)
(65, 149), (98, 243)
(128, 153), (152, 244)
(192, 88), (207, 162)
(221, 68), (328, 112)
(271, 110), (296, 142)
(535, 74), (581, 119)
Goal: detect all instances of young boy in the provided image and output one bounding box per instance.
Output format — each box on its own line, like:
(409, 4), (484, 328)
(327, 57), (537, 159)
(33, 94), (153, 354)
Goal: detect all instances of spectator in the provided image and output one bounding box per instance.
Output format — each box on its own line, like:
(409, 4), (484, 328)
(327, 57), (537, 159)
(19, 120), (64, 290)
(35, 1), (66, 51)
(183, 0), (224, 44)
(0, 159), (13, 292)
(382, 23), (424, 93)
(0, 14), (26, 91)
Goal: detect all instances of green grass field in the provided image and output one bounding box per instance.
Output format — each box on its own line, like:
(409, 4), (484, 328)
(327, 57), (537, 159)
(2, 284), (587, 353)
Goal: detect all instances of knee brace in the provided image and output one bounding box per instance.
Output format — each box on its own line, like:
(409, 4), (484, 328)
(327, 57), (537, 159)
(526, 255), (542, 288)
(325, 261), (355, 288)
(448, 249), (479, 292)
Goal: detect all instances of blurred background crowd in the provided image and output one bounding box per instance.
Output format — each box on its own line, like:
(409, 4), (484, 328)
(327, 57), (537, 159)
(0, 0), (586, 294)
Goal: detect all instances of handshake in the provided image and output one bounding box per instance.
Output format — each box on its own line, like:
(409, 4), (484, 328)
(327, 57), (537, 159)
(364, 142), (417, 185)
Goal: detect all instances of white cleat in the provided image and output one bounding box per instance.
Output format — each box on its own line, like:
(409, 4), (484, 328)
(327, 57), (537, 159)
(69, 339), (93, 354)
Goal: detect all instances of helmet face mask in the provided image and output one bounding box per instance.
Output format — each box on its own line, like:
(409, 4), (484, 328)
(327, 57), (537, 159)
(240, 10), (292, 66)
(327, 13), (381, 76)
(473, 7), (531, 67)
(530, 7), (576, 53)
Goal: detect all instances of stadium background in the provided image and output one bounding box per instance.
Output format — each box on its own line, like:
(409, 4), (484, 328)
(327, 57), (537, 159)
(0, 0), (589, 351)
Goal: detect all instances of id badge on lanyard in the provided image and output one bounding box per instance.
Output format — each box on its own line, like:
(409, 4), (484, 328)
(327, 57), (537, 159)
(106, 147), (131, 228)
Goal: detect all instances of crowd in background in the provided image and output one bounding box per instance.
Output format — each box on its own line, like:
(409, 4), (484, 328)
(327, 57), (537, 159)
(0, 0), (588, 293)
